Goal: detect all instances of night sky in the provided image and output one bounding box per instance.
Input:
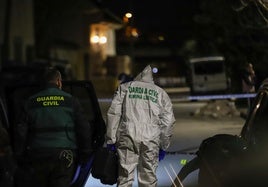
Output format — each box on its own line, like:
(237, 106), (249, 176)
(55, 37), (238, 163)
(100, 0), (199, 40)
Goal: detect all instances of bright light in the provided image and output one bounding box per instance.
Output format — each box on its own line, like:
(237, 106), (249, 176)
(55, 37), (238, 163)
(91, 35), (99, 43)
(152, 67), (158, 73)
(90, 35), (107, 44)
(99, 36), (107, 44)
(131, 28), (139, 37)
(125, 12), (132, 18)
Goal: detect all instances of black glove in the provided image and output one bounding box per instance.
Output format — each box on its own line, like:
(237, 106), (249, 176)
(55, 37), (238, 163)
(77, 150), (93, 165)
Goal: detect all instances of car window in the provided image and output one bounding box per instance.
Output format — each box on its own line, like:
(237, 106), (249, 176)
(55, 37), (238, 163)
(63, 84), (96, 121)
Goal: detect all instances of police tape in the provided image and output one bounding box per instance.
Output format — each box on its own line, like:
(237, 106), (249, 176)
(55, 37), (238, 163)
(98, 98), (113, 103)
(182, 93), (256, 100)
(98, 93), (257, 103)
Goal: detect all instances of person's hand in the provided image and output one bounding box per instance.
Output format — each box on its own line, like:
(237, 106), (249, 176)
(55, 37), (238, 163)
(107, 144), (116, 152)
(159, 149), (166, 161)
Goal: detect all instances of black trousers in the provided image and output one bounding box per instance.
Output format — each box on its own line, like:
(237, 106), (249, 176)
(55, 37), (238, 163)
(15, 149), (76, 187)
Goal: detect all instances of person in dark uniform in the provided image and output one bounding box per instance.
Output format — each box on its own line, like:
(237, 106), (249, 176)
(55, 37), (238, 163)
(14, 68), (93, 187)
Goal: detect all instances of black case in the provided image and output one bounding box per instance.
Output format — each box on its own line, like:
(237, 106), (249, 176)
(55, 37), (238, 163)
(91, 147), (118, 185)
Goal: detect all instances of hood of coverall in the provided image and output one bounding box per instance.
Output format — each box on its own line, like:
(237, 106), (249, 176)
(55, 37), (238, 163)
(134, 65), (154, 84)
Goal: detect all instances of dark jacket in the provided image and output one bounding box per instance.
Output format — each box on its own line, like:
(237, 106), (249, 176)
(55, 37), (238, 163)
(15, 84), (93, 161)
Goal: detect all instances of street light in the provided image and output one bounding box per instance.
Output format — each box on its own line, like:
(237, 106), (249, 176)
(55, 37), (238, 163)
(125, 12), (132, 18)
(123, 12), (132, 23)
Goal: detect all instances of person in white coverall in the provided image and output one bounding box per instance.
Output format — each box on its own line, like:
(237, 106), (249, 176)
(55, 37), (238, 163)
(106, 65), (176, 187)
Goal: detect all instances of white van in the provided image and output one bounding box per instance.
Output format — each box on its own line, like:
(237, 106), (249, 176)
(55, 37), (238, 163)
(188, 56), (229, 95)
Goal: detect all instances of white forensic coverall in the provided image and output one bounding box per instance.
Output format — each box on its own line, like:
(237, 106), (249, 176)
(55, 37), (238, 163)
(106, 65), (176, 187)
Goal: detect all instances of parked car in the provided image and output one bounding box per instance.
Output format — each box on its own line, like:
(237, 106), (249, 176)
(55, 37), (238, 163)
(174, 78), (268, 187)
(187, 56), (230, 95)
